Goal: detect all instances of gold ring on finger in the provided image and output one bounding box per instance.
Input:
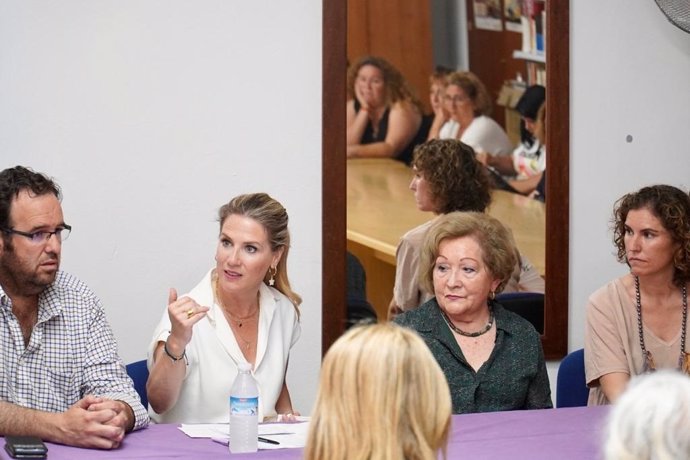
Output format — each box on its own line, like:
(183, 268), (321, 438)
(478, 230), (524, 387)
(186, 308), (195, 319)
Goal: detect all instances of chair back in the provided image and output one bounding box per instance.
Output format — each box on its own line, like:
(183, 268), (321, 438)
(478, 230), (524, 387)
(346, 252), (377, 328)
(126, 359), (149, 409)
(556, 348), (589, 408)
(495, 292), (544, 334)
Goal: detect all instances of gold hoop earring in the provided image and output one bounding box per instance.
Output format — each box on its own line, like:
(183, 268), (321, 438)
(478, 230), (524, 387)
(268, 266), (277, 286)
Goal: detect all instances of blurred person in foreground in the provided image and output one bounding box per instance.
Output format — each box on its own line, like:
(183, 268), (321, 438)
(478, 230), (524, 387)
(305, 322), (451, 460)
(604, 370), (690, 460)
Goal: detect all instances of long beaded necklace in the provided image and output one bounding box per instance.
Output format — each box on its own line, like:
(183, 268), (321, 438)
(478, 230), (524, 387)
(440, 304), (495, 338)
(635, 276), (689, 373)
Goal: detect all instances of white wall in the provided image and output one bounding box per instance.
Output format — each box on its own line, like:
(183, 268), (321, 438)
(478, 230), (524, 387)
(569, 0), (690, 350)
(0, 1), (322, 414)
(431, 0), (469, 70)
(547, 1), (690, 397)
(543, 0), (690, 398)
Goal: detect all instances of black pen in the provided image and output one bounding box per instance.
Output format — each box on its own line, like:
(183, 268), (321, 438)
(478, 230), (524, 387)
(258, 436), (280, 445)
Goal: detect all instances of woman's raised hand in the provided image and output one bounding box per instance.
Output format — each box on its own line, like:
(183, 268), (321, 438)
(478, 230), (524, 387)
(166, 288), (210, 348)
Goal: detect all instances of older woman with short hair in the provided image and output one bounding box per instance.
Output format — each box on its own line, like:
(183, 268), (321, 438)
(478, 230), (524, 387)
(394, 211), (552, 414)
(390, 139), (544, 315)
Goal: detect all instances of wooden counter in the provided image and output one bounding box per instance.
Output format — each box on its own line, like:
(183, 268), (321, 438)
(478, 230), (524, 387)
(347, 158), (545, 319)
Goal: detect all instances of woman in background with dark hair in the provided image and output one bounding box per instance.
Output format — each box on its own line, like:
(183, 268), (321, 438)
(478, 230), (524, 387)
(507, 102), (547, 200)
(478, 85), (546, 181)
(346, 56), (426, 164)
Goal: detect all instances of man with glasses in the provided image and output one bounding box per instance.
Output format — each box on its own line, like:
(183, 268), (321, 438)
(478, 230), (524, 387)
(0, 166), (148, 448)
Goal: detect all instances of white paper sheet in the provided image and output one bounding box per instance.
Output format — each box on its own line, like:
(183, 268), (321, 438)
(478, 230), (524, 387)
(179, 419), (310, 450)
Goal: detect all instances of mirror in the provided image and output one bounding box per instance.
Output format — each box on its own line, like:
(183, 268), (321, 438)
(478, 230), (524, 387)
(322, 1), (569, 359)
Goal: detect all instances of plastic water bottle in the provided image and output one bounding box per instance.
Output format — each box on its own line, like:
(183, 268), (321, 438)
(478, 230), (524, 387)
(229, 362), (259, 453)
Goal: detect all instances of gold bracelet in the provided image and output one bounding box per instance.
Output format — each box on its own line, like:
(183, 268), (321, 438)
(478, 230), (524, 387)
(163, 340), (186, 364)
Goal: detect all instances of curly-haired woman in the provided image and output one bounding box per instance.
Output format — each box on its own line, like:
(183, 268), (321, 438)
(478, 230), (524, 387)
(390, 139), (544, 315)
(346, 56), (427, 164)
(585, 184), (690, 405)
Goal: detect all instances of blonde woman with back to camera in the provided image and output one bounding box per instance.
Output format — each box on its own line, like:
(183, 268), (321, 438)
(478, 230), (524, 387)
(305, 323), (452, 460)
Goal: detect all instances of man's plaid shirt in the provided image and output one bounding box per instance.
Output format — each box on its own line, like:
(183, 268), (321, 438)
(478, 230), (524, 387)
(0, 271), (148, 430)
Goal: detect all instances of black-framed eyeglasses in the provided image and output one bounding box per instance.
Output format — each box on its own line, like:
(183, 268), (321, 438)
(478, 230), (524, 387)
(1, 224), (72, 244)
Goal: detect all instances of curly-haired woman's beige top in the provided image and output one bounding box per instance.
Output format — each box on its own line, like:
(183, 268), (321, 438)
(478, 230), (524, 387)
(585, 276), (682, 405)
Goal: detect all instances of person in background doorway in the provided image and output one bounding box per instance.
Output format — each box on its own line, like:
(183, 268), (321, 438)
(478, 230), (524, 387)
(346, 56), (427, 164)
(428, 71), (512, 159)
(478, 85), (546, 182)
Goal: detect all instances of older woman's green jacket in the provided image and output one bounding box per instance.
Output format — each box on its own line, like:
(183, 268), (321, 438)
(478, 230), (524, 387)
(395, 299), (552, 414)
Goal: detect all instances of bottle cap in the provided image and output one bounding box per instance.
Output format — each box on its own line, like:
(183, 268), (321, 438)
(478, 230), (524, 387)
(238, 362), (253, 372)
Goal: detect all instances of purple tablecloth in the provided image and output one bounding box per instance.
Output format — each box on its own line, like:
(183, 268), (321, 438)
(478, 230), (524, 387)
(446, 405), (608, 459)
(0, 406), (609, 459)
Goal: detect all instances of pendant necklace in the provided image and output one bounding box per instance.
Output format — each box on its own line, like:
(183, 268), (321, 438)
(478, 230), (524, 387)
(440, 304), (494, 338)
(213, 276), (259, 351)
(635, 275), (689, 373)
(214, 278), (259, 328)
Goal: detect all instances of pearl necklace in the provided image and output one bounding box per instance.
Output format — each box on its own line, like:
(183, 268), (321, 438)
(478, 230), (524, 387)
(635, 276), (688, 373)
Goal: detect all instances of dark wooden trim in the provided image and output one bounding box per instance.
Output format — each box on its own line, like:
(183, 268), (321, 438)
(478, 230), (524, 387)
(543, 1), (570, 359)
(324, 1), (570, 359)
(322, 0), (347, 356)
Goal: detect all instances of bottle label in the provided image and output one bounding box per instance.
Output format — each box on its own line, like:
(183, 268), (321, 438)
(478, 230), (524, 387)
(230, 396), (258, 416)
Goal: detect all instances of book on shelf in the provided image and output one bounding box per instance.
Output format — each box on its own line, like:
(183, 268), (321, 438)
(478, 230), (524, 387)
(520, 0), (546, 56)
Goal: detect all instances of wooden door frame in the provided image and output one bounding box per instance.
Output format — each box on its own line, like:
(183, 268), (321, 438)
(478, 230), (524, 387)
(321, 0), (569, 359)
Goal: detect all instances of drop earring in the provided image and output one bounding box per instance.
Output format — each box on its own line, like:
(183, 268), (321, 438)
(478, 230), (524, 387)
(268, 266), (277, 286)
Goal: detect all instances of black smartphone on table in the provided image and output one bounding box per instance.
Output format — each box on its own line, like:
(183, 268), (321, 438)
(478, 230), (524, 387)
(3, 436), (48, 459)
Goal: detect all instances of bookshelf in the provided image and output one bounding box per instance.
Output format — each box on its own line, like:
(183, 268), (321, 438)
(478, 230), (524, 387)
(515, 0), (546, 86)
(513, 50), (545, 64)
